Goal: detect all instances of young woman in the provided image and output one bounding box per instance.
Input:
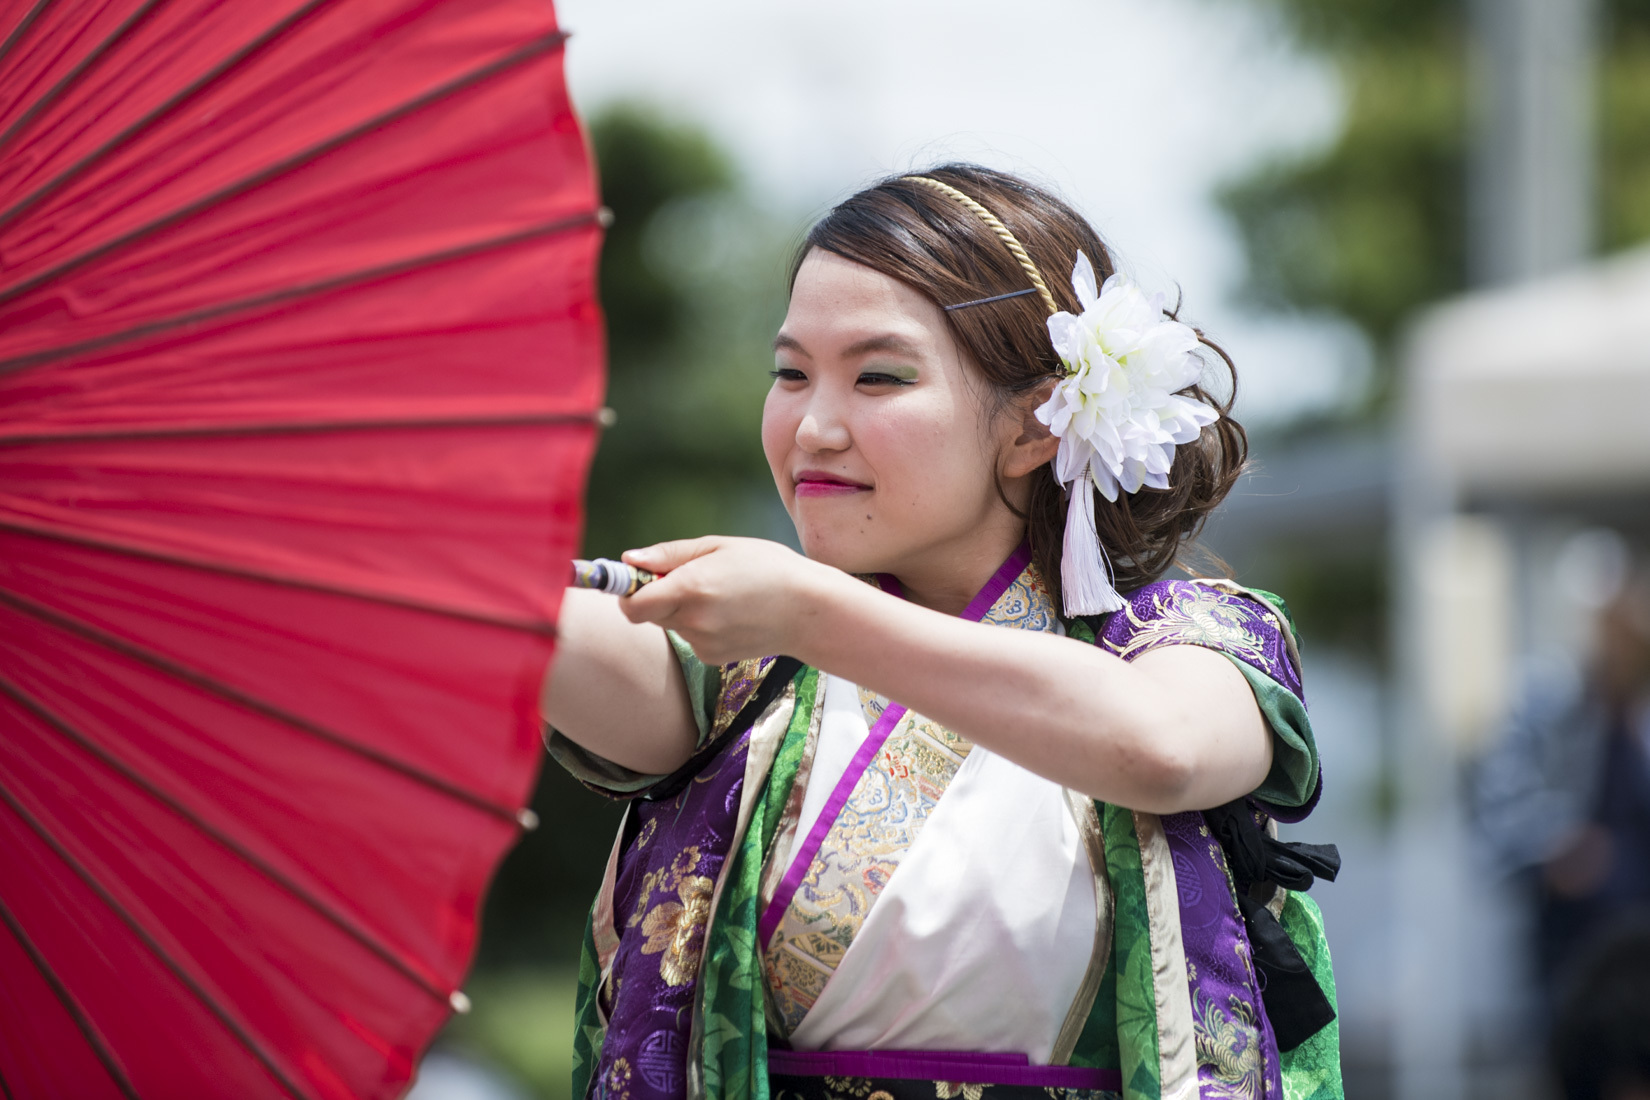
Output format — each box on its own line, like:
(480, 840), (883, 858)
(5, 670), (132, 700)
(543, 166), (1341, 1100)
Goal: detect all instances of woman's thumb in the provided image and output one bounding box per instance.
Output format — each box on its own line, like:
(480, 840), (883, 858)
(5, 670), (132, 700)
(622, 536), (721, 575)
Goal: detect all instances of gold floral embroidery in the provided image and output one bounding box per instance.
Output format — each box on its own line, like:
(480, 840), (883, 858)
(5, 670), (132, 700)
(635, 818), (658, 849)
(602, 1057), (634, 1100)
(713, 656), (774, 736)
(1192, 990), (1264, 1099)
(1104, 583), (1269, 667)
(627, 845), (702, 929)
(627, 869), (662, 929)
(935, 1083), (985, 1100)
(640, 873), (715, 986)
(823, 1077), (875, 1097)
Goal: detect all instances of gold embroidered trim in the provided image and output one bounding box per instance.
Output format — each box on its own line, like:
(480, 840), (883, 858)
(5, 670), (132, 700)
(1051, 789), (1113, 1064)
(591, 803), (630, 1025)
(1133, 810), (1200, 1099)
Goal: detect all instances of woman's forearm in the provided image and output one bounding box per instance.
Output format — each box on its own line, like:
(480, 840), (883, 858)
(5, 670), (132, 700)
(790, 571), (1271, 813)
(542, 589), (700, 775)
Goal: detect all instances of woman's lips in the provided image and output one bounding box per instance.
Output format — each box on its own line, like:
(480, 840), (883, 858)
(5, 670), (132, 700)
(794, 474), (869, 498)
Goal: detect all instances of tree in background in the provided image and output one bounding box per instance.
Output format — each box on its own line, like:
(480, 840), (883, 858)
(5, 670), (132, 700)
(581, 103), (792, 558)
(1207, 0), (1650, 679)
(1220, 0), (1650, 412)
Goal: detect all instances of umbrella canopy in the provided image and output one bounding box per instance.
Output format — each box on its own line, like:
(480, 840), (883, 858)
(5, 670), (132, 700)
(0, 1), (604, 1097)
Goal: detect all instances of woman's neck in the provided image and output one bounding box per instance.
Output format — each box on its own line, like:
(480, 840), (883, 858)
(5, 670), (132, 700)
(889, 526), (1026, 616)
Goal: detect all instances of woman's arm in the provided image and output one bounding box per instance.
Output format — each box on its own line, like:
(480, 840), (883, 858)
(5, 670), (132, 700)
(621, 538), (1272, 814)
(540, 588), (700, 775)
(799, 583), (1272, 813)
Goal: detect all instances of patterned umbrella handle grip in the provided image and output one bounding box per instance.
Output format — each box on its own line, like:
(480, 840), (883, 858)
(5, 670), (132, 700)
(571, 558), (657, 597)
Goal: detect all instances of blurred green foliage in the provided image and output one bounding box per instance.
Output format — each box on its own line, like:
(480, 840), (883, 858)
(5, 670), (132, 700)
(1221, 0), (1650, 387)
(438, 971), (580, 1100)
(580, 103), (794, 559)
(1220, 38), (1468, 367)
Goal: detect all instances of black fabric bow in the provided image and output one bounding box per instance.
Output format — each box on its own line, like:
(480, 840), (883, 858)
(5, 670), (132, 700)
(1202, 799), (1341, 1051)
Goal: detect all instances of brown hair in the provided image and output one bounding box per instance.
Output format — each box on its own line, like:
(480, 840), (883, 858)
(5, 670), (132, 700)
(792, 164), (1247, 607)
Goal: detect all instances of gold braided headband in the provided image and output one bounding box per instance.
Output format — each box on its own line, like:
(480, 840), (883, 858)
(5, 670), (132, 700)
(902, 175), (1060, 316)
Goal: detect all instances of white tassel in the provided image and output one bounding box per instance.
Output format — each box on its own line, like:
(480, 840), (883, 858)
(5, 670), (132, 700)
(1060, 464), (1125, 617)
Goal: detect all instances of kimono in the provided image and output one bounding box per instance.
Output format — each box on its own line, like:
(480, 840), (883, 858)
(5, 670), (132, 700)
(549, 546), (1343, 1100)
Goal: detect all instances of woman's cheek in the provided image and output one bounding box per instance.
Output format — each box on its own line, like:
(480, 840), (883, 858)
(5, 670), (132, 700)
(760, 389), (798, 493)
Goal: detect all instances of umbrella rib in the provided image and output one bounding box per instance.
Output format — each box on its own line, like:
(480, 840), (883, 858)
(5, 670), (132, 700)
(0, 891), (140, 1100)
(0, 0), (170, 159)
(0, 517), (559, 636)
(0, 409), (603, 448)
(0, 664), (460, 1007)
(0, 27), (570, 309)
(0, 586), (524, 819)
(0, 725), (313, 1100)
(0, 0), (342, 233)
(0, 0), (54, 72)
(0, 207), (601, 377)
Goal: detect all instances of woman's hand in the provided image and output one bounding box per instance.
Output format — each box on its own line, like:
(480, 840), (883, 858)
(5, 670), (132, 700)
(619, 537), (844, 665)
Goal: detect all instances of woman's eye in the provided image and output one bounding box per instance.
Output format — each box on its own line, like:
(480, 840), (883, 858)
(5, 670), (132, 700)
(858, 371), (915, 387)
(768, 367), (807, 383)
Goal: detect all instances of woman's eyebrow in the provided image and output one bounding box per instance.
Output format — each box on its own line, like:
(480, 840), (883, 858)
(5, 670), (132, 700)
(842, 334), (926, 359)
(773, 333), (924, 358)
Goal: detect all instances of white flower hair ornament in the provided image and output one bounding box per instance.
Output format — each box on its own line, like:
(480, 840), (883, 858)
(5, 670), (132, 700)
(1034, 252), (1220, 616)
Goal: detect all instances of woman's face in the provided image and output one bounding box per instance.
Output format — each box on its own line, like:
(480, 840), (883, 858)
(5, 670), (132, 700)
(763, 249), (1040, 585)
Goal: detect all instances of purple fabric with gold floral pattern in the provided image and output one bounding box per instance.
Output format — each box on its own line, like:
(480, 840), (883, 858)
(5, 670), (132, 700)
(1096, 579), (1300, 696)
(1099, 579), (1307, 1100)
(592, 657), (778, 1100)
(594, 729), (749, 1100)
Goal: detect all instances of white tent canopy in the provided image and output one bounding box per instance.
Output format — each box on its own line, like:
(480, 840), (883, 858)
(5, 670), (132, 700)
(1406, 244), (1650, 494)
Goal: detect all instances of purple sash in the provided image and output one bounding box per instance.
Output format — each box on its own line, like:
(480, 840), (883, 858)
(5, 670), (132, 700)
(768, 1049), (1121, 1090)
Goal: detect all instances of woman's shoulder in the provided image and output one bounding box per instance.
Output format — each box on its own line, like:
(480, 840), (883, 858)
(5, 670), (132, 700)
(1085, 578), (1322, 816)
(1091, 577), (1303, 696)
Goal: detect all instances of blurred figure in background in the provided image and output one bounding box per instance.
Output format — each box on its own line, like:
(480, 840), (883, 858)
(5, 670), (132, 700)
(1550, 919), (1650, 1100)
(1473, 554), (1650, 1057)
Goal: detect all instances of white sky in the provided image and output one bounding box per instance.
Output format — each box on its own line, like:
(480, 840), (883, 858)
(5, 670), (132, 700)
(556, 0), (1363, 425)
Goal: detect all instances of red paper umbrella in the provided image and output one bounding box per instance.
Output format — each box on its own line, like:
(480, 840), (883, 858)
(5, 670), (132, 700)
(0, 1), (604, 1096)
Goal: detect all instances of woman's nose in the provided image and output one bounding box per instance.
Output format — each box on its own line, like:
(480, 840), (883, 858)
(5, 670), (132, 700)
(795, 398), (851, 454)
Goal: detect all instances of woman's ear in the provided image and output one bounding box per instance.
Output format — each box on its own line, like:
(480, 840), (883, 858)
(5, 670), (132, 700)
(1001, 379), (1060, 478)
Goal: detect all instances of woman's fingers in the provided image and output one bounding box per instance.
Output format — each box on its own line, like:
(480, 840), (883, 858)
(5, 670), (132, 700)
(622, 536), (723, 575)
(619, 573), (682, 625)
(606, 537), (823, 664)
(617, 539), (722, 625)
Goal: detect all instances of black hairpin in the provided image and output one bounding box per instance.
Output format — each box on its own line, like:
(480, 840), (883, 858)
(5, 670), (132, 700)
(942, 287), (1040, 312)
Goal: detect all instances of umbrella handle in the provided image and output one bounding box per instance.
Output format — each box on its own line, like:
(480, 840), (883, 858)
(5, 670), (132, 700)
(571, 558), (657, 597)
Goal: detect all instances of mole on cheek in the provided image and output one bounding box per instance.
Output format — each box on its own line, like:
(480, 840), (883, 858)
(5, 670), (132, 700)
(865, 513), (873, 521)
